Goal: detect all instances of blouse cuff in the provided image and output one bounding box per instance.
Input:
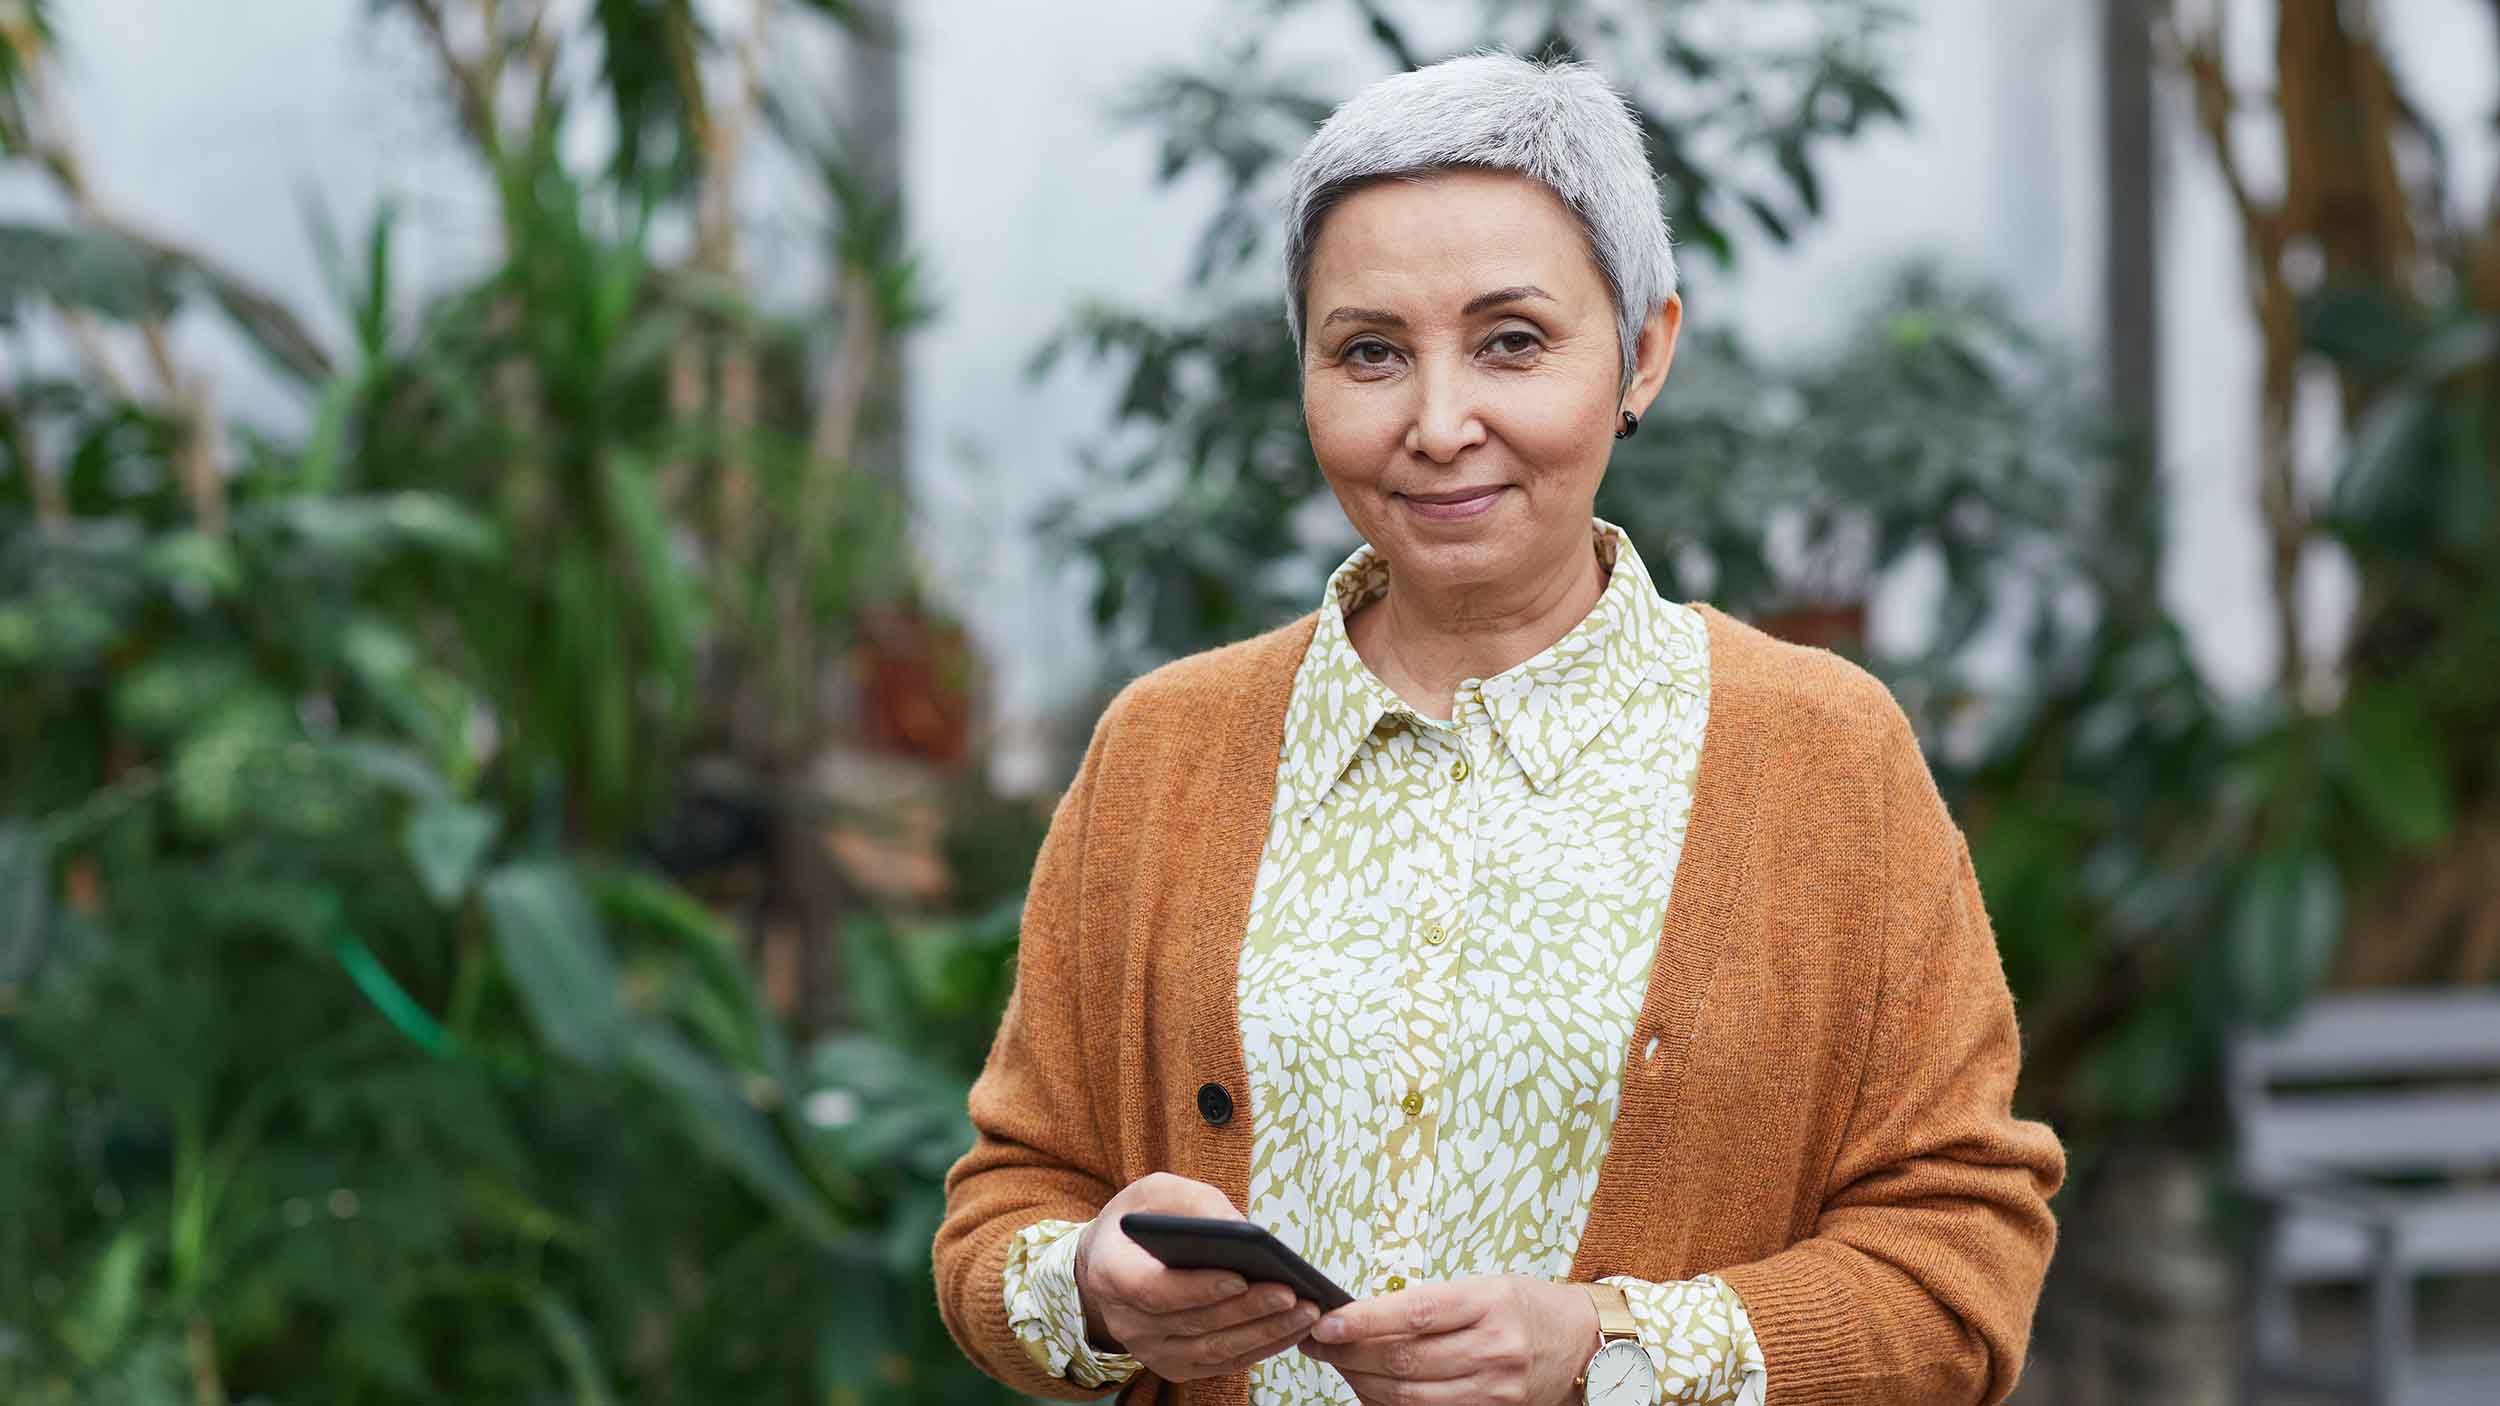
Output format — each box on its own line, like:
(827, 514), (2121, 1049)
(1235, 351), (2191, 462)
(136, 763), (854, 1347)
(1002, 1216), (1143, 1388)
(1600, 1272), (1768, 1406)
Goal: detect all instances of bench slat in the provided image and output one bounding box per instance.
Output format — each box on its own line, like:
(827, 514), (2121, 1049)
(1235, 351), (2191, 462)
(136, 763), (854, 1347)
(2242, 1090), (2500, 1179)
(2235, 993), (2500, 1081)
(2274, 1188), (2500, 1280)
(2252, 1348), (2500, 1406)
(2403, 1349), (2500, 1406)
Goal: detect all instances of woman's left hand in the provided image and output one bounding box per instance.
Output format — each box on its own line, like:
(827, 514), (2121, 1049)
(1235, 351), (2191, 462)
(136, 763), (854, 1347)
(1296, 1275), (1598, 1406)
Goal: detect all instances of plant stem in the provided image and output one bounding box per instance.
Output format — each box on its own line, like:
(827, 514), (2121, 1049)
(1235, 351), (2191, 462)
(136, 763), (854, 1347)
(185, 1313), (226, 1406)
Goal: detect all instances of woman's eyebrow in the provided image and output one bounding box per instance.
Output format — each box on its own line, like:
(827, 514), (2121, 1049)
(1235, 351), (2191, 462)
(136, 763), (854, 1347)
(1460, 284), (1553, 315)
(1318, 285), (1556, 332)
(1319, 305), (1405, 330)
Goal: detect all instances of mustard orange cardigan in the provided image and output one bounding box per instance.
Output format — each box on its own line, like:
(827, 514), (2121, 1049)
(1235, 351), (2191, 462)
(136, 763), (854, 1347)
(933, 605), (2065, 1406)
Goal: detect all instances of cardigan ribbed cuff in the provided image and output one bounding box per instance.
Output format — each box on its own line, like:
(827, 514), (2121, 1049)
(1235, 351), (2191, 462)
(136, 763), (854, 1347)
(1714, 1252), (1869, 1406)
(1719, 1244), (2004, 1406)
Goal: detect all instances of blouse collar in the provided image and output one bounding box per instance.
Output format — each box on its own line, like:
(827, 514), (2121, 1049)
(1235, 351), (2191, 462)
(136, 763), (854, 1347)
(1275, 515), (1705, 823)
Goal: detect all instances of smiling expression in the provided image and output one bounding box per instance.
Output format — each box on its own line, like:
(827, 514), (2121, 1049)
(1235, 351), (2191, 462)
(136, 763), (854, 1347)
(1299, 167), (1680, 599)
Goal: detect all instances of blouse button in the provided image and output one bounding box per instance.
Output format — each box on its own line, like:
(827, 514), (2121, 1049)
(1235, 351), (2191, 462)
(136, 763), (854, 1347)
(1400, 1091), (1424, 1117)
(1197, 1081), (1234, 1127)
(1448, 757), (1469, 782)
(1423, 921), (1446, 945)
(1384, 1274), (1407, 1292)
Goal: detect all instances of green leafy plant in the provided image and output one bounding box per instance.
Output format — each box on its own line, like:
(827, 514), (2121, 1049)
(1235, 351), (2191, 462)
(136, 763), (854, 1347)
(1, 3), (1018, 1401)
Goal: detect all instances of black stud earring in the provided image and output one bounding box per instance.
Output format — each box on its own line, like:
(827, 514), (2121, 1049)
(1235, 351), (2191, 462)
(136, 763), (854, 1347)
(1614, 410), (1639, 440)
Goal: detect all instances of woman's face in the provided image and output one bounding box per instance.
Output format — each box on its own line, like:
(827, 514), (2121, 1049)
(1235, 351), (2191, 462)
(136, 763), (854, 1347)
(1299, 167), (1679, 599)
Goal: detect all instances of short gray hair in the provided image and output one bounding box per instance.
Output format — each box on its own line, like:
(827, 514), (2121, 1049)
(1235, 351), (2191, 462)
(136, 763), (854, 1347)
(1281, 49), (1677, 397)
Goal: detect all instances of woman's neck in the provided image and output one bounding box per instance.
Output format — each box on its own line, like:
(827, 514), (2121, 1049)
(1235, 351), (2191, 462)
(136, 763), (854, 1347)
(1344, 538), (1608, 722)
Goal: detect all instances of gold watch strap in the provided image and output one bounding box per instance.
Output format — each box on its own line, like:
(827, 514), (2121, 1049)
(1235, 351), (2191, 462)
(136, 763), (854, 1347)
(1581, 1282), (1639, 1342)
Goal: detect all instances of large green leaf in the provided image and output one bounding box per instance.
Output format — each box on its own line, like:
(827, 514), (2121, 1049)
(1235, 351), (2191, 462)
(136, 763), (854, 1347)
(138, 529), (241, 600)
(323, 738), (454, 805)
(2227, 847), (2344, 1023)
(246, 491), (498, 563)
(786, 0), (875, 32)
(0, 222), (332, 382)
(593, 868), (784, 1076)
(109, 647), (259, 745)
(2085, 992), (2199, 1122)
(522, 1284), (620, 1406)
(2412, 315), (2500, 380)
(404, 801), (499, 907)
(0, 576), (128, 668)
(2330, 388), (2431, 535)
(480, 863), (626, 1068)
(799, 1032), (975, 1182)
(624, 1023), (835, 1242)
(167, 690), (295, 837)
(2338, 685), (2452, 849)
(196, 247), (336, 385)
(57, 1227), (147, 1367)
(0, 223), (177, 322)
(588, 0), (701, 192)
(597, 450), (704, 684)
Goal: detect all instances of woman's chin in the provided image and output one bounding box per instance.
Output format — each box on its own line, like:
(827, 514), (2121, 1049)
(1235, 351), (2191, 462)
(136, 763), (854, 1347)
(1382, 529), (1513, 587)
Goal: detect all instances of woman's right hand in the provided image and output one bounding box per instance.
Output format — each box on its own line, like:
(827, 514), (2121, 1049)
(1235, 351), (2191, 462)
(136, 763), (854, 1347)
(1075, 1172), (1322, 1381)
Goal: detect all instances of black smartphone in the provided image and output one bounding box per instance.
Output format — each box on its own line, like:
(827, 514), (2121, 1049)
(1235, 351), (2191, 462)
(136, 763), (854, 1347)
(1118, 1212), (1354, 1310)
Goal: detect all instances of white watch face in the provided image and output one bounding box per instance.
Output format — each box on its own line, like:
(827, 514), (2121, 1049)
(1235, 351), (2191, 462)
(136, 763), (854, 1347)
(1585, 1339), (1657, 1406)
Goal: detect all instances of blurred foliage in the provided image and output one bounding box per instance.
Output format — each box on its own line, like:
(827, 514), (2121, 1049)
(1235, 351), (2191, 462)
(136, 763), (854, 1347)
(0, 1), (1015, 1401)
(1037, 0), (2500, 1165)
(2028, 0), (2500, 1146)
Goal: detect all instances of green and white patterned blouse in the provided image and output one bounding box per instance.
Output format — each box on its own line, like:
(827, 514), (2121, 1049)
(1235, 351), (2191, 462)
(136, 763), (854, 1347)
(1003, 516), (1765, 1405)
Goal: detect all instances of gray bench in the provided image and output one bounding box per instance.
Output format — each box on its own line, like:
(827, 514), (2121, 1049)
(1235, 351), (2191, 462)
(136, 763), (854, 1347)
(2227, 990), (2500, 1406)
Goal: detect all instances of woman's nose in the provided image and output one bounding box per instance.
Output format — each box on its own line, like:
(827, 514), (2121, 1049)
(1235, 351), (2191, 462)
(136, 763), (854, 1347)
(1404, 357), (1488, 463)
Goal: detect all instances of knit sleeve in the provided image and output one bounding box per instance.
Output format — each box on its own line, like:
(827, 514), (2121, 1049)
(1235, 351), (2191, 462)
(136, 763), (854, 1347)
(931, 688), (1135, 1401)
(1598, 1273), (1766, 1405)
(1710, 708), (2065, 1406)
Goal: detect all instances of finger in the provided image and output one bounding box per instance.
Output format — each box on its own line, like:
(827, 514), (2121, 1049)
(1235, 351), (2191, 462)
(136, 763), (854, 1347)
(1179, 1298), (1324, 1374)
(1159, 1280), (1303, 1337)
(1123, 1262), (1260, 1315)
(1130, 1171), (1245, 1220)
(1296, 1327), (1472, 1381)
(1311, 1283), (1487, 1343)
(1205, 1318), (1323, 1378)
(1335, 1367), (1479, 1404)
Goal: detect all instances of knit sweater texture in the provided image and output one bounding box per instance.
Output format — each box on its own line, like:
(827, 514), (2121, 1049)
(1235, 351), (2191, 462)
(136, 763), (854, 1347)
(932, 603), (2066, 1406)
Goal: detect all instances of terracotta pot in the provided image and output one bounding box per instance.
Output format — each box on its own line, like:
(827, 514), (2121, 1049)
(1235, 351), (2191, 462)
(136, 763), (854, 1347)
(852, 602), (974, 764)
(1754, 599), (1867, 652)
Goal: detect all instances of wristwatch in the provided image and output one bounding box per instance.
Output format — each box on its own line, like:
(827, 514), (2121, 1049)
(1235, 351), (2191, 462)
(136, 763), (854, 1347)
(1573, 1282), (1659, 1406)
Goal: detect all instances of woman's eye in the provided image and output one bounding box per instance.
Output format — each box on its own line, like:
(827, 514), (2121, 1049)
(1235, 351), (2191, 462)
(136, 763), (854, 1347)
(1489, 330), (1538, 356)
(1348, 340), (1394, 366)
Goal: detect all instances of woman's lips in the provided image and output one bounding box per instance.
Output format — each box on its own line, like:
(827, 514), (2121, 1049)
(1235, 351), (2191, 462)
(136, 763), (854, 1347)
(1399, 485), (1507, 521)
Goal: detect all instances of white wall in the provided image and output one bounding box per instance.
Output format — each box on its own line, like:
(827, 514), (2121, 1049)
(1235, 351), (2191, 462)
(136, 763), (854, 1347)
(895, 0), (1230, 767)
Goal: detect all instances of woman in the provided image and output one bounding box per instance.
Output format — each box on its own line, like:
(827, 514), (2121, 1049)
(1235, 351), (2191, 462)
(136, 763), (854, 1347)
(934, 50), (2063, 1406)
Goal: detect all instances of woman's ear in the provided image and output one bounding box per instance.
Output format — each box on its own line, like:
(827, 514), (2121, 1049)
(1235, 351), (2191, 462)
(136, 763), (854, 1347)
(1620, 294), (1683, 421)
